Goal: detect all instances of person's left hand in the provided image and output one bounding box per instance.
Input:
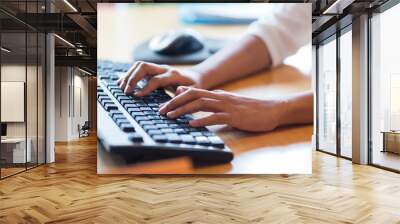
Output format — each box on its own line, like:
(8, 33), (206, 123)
(159, 86), (285, 132)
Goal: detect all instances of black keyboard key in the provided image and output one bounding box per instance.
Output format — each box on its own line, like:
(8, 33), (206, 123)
(139, 107), (152, 111)
(166, 133), (181, 143)
(147, 129), (162, 135)
(118, 96), (131, 101)
(156, 124), (168, 129)
(98, 96), (109, 103)
(108, 85), (120, 90)
(152, 135), (167, 143)
(116, 119), (130, 127)
(143, 111), (157, 115)
(190, 132), (203, 137)
(106, 82), (118, 88)
(111, 88), (123, 94)
(152, 119), (165, 124)
(110, 75), (119, 80)
(108, 110), (120, 116)
(97, 92), (107, 98)
(139, 120), (154, 126)
(113, 92), (124, 97)
(176, 119), (189, 124)
(112, 114), (126, 121)
(202, 131), (215, 137)
(128, 133), (143, 142)
(110, 88), (122, 93)
(195, 136), (210, 145)
(135, 116), (149, 121)
(109, 111), (122, 117)
(105, 104), (118, 111)
(131, 112), (145, 117)
(120, 99), (133, 106)
(161, 128), (174, 134)
(135, 101), (147, 107)
(99, 75), (110, 80)
(120, 124), (135, 132)
(143, 125), (158, 131)
(168, 124), (179, 128)
(127, 107), (140, 113)
(181, 135), (196, 144)
(147, 115), (160, 120)
(101, 99), (113, 107)
(173, 128), (186, 134)
(208, 136), (225, 148)
(117, 95), (130, 101)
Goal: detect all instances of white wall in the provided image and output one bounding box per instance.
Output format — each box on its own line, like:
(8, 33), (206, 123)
(54, 67), (89, 141)
(1, 64), (46, 164)
(1, 65), (36, 138)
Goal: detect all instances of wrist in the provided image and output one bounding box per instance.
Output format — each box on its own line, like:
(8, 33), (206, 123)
(274, 92), (313, 127)
(186, 65), (213, 90)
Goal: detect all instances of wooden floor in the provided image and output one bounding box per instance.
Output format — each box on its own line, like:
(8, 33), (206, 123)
(0, 135), (400, 223)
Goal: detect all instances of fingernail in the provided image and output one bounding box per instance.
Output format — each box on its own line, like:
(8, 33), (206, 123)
(189, 120), (197, 126)
(159, 104), (167, 114)
(135, 91), (142, 96)
(159, 108), (166, 115)
(176, 86), (186, 94)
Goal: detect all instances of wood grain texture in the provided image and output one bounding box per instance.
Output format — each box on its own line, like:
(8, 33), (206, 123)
(1, 135), (400, 223)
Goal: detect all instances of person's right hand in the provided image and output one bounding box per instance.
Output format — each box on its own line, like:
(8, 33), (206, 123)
(117, 61), (199, 97)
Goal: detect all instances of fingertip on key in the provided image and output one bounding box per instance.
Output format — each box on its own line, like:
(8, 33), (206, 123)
(134, 91), (143, 97)
(189, 120), (198, 126)
(166, 111), (176, 118)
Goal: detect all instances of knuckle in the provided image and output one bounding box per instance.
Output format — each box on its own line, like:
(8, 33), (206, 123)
(187, 88), (196, 96)
(191, 88), (202, 97)
(134, 61), (143, 67)
(169, 69), (179, 76)
(139, 63), (147, 70)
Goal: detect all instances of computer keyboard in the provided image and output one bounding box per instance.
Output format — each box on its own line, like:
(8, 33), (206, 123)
(97, 60), (233, 164)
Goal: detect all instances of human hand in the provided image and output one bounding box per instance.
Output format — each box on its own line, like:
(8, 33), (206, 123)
(117, 61), (199, 96)
(159, 86), (286, 132)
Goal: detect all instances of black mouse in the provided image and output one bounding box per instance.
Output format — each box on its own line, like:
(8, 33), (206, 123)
(149, 29), (204, 55)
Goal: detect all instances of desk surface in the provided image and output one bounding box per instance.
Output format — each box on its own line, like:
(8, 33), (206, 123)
(97, 4), (313, 174)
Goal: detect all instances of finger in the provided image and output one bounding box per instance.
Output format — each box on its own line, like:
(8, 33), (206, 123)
(159, 88), (218, 114)
(176, 86), (190, 95)
(189, 113), (229, 127)
(124, 62), (167, 94)
(136, 75), (172, 97)
(118, 61), (140, 88)
(166, 98), (222, 119)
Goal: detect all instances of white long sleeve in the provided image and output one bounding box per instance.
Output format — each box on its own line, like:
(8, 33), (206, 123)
(245, 4), (311, 67)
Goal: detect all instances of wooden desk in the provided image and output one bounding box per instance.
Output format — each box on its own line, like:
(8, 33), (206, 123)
(97, 4), (313, 174)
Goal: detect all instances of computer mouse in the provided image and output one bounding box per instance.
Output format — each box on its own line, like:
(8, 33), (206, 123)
(149, 29), (204, 55)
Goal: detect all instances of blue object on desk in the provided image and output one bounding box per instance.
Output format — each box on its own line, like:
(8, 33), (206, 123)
(179, 4), (259, 25)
